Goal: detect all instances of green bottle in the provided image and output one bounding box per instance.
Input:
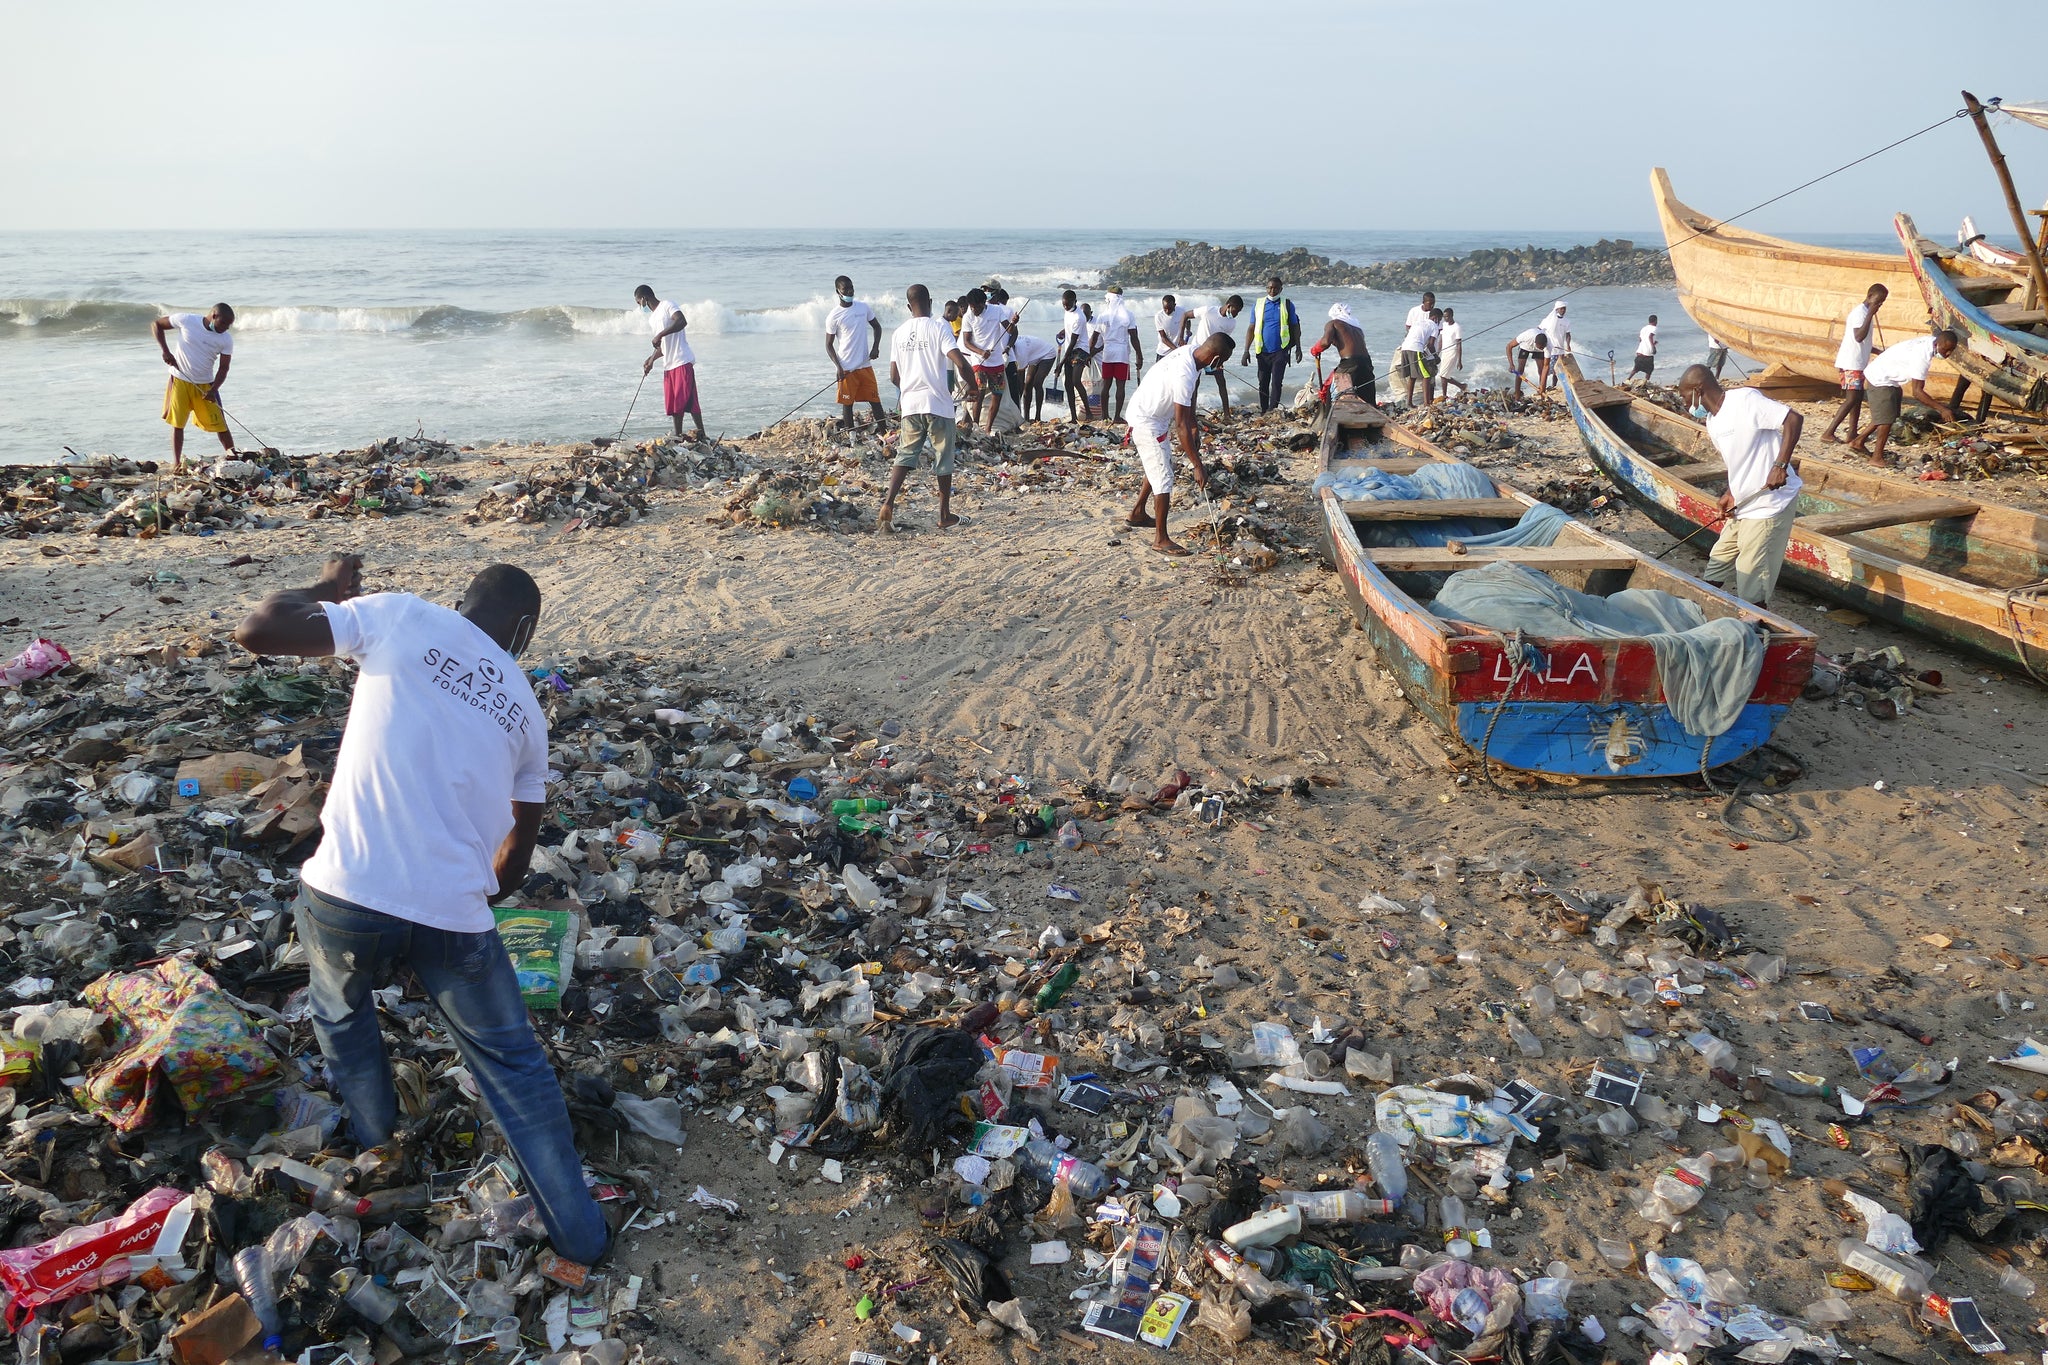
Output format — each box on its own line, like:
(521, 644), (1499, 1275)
(1034, 964), (1080, 1010)
(832, 798), (888, 814)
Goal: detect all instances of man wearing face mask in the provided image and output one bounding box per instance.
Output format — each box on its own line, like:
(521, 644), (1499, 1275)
(1675, 364), (1805, 607)
(633, 284), (706, 442)
(825, 276), (885, 430)
(234, 556), (612, 1272)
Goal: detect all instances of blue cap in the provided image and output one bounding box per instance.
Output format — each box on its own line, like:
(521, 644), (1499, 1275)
(787, 776), (817, 802)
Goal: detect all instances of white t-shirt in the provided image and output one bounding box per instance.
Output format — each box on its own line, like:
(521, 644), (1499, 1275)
(1059, 308), (1094, 362)
(1125, 347), (1204, 438)
(1705, 388), (1804, 521)
(1833, 303), (1877, 371)
(164, 312), (234, 387)
(1097, 301), (1137, 363)
(889, 316), (959, 421)
(1437, 322), (1464, 368)
(1153, 306), (1190, 357)
(826, 299), (877, 372)
(1863, 333), (1938, 388)
(650, 300), (695, 369)
(1637, 324), (1658, 357)
(302, 593), (549, 932)
(1514, 327), (1546, 353)
(1191, 305), (1238, 345)
(1540, 311), (1571, 353)
(1009, 333), (1056, 367)
(963, 305), (1010, 368)
(1404, 304), (1432, 333)
(1399, 317), (1440, 354)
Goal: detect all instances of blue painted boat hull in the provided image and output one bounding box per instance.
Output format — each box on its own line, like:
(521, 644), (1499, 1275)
(1453, 700), (1790, 778)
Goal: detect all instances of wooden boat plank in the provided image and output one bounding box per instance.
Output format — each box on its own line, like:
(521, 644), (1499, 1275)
(1341, 497), (1525, 521)
(1984, 304), (2048, 328)
(1576, 379), (1637, 408)
(1365, 546), (1640, 573)
(1324, 456), (1439, 474)
(1796, 498), (1982, 536)
(1657, 461), (1725, 483)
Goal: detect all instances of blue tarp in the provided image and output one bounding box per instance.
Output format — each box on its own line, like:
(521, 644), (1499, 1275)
(1313, 464), (1569, 549)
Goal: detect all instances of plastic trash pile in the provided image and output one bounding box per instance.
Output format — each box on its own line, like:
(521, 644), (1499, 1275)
(470, 440), (754, 528)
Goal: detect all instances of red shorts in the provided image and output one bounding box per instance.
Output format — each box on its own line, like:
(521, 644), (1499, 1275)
(975, 364), (1006, 378)
(1838, 369), (1864, 391)
(662, 363), (701, 416)
(1100, 362), (1130, 381)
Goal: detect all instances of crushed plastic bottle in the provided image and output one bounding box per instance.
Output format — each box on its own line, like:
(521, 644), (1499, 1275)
(1507, 1017), (1544, 1058)
(1367, 1132), (1408, 1202)
(1015, 1137), (1108, 1199)
(1834, 1239), (1929, 1301)
(1639, 1152), (1717, 1229)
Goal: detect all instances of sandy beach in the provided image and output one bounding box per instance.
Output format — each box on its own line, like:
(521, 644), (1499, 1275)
(6, 392), (2048, 1362)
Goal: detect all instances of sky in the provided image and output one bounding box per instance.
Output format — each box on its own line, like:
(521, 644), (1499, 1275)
(4, 0), (2045, 239)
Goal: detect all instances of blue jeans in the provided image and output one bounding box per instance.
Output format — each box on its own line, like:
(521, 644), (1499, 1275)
(295, 886), (608, 1265)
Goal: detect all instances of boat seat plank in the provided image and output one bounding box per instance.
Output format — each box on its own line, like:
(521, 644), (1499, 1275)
(1955, 276), (2018, 301)
(1341, 498), (1523, 521)
(1324, 457), (1440, 474)
(1366, 546), (1638, 573)
(1656, 461), (1726, 483)
(1984, 303), (2048, 328)
(1575, 380), (1637, 408)
(1796, 497), (1981, 536)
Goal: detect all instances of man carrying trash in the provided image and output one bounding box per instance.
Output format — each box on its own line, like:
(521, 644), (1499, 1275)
(234, 555), (611, 1271)
(879, 284), (977, 533)
(1124, 333), (1235, 556)
(634, 284), (706, 443)
(825, 275), (886, 429)
(152, 304), (237, 473)
(1676, 363), (1804, 606)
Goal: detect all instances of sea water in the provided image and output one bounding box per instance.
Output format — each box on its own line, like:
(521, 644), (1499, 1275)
(0, 227), (1901, 464)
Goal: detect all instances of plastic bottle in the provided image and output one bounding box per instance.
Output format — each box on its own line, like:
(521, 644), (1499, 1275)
(232, 1245), (283, 1351)
(1639, 1153), (1717, 1228)
(1527, 983), (1557, 1018)
(1367, 1133), (1408, 1203)
(832, 799), (888, 814)
(582, 937), (654, 971)
(350, 1184), (430, 1221)
(1015, 1137), (1108, 1200)
(1687, 1029), (1736, 1071)
(1439, 1195), (1467, 1236)
(1834, 1239), (1929, 1301)
(1222, 1205), (1303, 1247)
(1202, 1240), (1280, 1306)
(1273, 1191), (1396, 1224)
(1056, 820), (1083, 851)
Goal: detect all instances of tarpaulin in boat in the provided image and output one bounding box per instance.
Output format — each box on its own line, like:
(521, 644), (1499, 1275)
(1311, 463), (1571, 547)
(1434, 560), (1766, 739)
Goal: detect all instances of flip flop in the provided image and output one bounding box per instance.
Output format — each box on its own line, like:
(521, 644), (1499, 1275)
(1150, 542), (1192, 558)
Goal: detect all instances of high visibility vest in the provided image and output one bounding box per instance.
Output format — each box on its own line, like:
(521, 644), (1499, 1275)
(1247, 296), (1295, 354)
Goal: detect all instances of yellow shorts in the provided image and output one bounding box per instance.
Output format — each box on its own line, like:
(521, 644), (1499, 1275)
(837, 366), (881, 406)
(163, 377), (226, 432)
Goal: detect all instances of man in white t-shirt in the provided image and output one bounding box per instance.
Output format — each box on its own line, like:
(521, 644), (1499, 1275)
(1537, 302), (1572, 391)
(234, 555), (611, 1270)
(1677, 365), (1806, 605)
(1823, 284), (1888, 444)
(1506, 328), (1549, 397)
(1395, 307), (1442, 407)
(1850, 328), (1959, 466)
(1008, 332), (1058, 422)
(1629, 315), (1659, 385)
(1435, 308), (1466, 399)
(1404, 292), (1436, 337)
(1154, 294), (1191, 359)
(1189, 296), (1243, 414)
(1123, 334), (1234, 556)
(151, 305), (237, 472)
(880, 284), (977, 533)
(958, 287), (1018, 434)
(825, 275), (885, 430)
(1094, 286), (1143, 423)
(1055, 290), (1101, 422)
(633, 284), (706, 441)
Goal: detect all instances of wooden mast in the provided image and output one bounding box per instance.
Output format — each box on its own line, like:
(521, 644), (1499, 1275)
(1962, 91), (2048, 311)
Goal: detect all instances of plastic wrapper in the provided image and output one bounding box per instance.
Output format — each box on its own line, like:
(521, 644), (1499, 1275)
(493, 907), (575, 1009)
(0, 1187), (186, 1328)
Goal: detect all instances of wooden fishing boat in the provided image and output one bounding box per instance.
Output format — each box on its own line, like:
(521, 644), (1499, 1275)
(1651, 167), (1986, 386)
(1559, 356), (2048, 677)
(1896, 212), (2048, 413)
(1314, 396), (1813, 778)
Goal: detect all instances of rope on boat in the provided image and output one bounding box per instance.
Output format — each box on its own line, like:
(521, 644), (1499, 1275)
(2005, 580), (2048, 684)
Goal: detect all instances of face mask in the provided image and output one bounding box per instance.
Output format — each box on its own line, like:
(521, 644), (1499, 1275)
(838, 294), (853, 305)
(1688, 403), (1709, 421)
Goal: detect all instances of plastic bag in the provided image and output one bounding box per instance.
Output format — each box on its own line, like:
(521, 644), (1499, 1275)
(614, 1095), (687, 1146)
(0, 1187), (186, 1328)
(493, 907), (574, 1009)
(0, 640), (69, 689)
